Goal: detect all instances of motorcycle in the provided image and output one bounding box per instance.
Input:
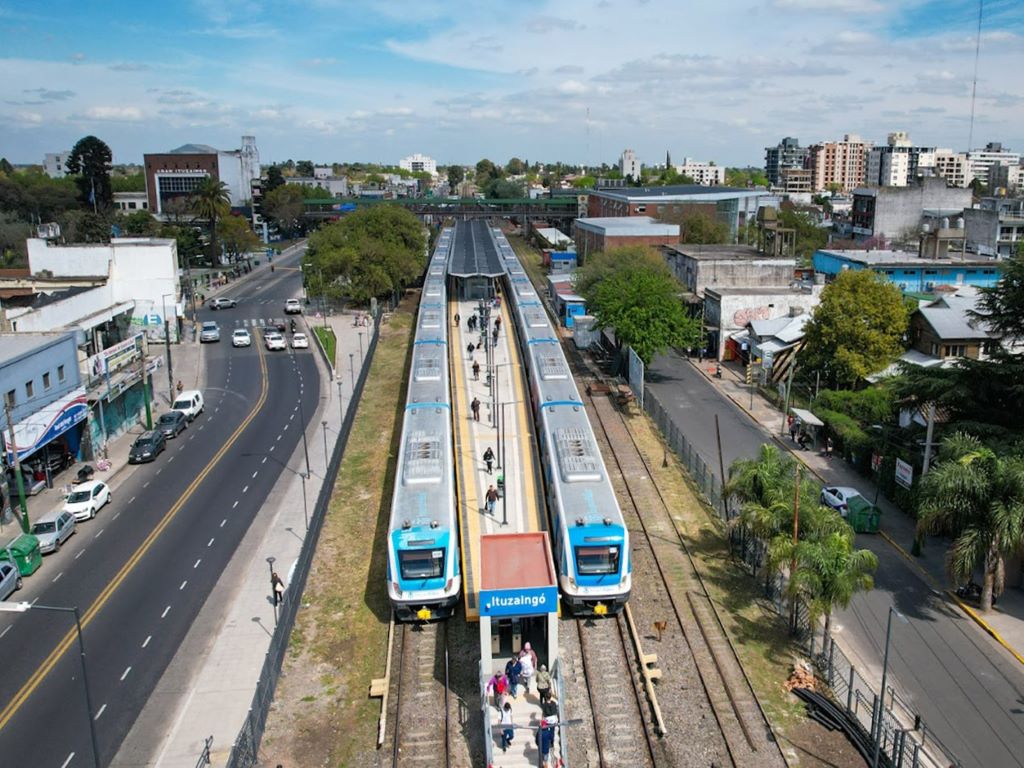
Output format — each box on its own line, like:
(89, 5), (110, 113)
(956, 580), (998, 605)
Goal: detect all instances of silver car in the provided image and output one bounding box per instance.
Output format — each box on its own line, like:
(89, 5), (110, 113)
(0, 560), (22, 601)
(200, 321), (221, 343)
(31, 510), (76, 554)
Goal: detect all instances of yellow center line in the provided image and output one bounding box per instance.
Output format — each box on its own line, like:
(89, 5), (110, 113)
(0, 340), (270, 732)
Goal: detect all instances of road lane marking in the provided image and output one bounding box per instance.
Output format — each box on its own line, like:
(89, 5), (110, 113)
(0, 626), (11, 639)
(168, 456), (174, 463)
(112, 512), (120, 520)
(143, 481), (150, 488)
(129, 496), (136, 504)
(94, 529), (104, 540)
(52, 572), (63, 583)
(283, 424), (289, 431)
(161, 606), (170, 618)
(142, 635), (151, 648)
(189, 435), (195, 441)
(156, 468), (162, 475)
(220, 519), (227, 528)
(269, 445), (275, 452)
(61, 753), (74, 768)
(261, 457), (267, 464)
(75, 550), (84, 560)
(232, 500), (239, 509)
(276, 434), (282, 441)
(179, 445), (185, 452)
(0, 334), (271, 733)
(193, 559), (201, 569)
(251, 471), (258, 479)
(179, 581), (187, 591)
(207, 538), (214, 547)
(290, 413), (295, 420)
(242, 485), (249, 494)
(30, 598), (38, 606)
(94, 703), (106, 720)
(120, 666), (131, 681)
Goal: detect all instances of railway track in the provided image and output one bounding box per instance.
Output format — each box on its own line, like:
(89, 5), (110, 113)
(390, 620), (451, 768)
(580, 366), (787, 768)
(575, 614), (658, 768)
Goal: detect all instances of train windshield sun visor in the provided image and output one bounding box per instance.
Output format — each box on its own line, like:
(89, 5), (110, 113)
(399, 548), (445, 580)
(575, 545), (620, 576)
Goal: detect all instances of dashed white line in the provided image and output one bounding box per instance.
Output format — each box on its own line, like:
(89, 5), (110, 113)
(232, 500), (239, 509)
(215, 407), (220, 413)
(242, 485), (249, 494)
(276, 434), (282, 441)
(94, 529), (104, 540)
(198, 424), (205, 431)
(168, 455), (175, 463)
(289, 413), (295, 421)
(75, 549), (85, 560)
(142, 635), (151, 648)
(156, 467), (162, 475)
(94, 703), (107, 720)
(269, 445), (275, 452)
(112, 511), (120, 520)
(220, 518), (227, 528)
(52, 571), (63, 583)
(129, 496), (136, 504)
(143, 481), (150, 488)
(207, 538), (215, 547)
(283, 424), (289, 431)
(30, 597), (38, 606)
(120, 666), (132, 681)
(189, 434), (195, 441)
(193, 559), (201, 569)
(0, 625), (12, 639)
(251, 470), (258, 479)
(161, 606), (170, 618)
(61, 753), (74, 768)
(179, 445), (185, 452)
(261, 456), (267, 464)
(179, 580), (188, 591)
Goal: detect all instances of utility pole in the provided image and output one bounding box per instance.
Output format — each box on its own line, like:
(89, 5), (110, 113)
(780, 362), (797, 437)
(164, 319), (175, 406)
(4, 401), (29, 532)
(790, 464), (801, 635)
(137, 341), (152, 429)
(921, 402), (936, 475)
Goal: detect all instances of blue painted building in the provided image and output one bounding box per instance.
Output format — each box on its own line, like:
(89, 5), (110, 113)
(812, 249), (1002, 293)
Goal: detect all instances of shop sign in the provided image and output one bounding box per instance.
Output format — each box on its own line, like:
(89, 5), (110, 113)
(87, 334), (143, 379)
(895, 458), (914, 490)
(480, 585), (558, 617)
(6, 388), (88, 463)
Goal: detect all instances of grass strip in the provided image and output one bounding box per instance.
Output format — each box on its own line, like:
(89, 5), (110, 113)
(312, 326), (337, 367)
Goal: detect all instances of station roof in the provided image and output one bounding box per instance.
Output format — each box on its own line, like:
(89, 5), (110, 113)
(575, 216), (679, 237)
(448, 220), (505, 278)
(481, 532), (556, 591)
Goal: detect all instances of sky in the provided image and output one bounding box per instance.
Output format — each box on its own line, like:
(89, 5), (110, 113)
(1, 0), (1022, 169)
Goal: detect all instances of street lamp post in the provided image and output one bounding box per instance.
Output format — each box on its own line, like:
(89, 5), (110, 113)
(300, 472), (309, 530)
(358, 331), (364, 366)
(321, 420), (329, 474)
(161, 293), (177, 405)
(349, 353), (355, 390)
(0, 602), (101, 768)
(296, 396), (311, 479)
(266, 555), (277, 625)
(337, 380), (345, 424)
(872, 606), (908, 768)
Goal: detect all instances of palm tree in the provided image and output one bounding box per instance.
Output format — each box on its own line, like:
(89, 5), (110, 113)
(190, 177), (231, 259)
(917, 433), (1024, 612)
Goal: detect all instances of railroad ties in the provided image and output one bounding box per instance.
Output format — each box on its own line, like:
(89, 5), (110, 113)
(390, 622), (451, 768)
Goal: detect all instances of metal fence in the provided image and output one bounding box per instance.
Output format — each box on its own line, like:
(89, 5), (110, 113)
(642, 385), (961, 768)
(224, 316), (382, 768)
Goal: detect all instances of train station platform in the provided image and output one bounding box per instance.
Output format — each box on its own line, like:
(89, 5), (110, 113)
(450, 292), (546, 622)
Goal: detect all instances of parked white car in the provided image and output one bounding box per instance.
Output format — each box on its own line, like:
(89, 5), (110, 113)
(291, 332), (309, 349)
(0, 560), (23, 601)
(172, 389), (205, 422)
(62, 480), (111, 521)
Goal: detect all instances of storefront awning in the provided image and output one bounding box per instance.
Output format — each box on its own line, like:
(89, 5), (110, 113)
(6, 387), (88, 463)
(790, 407), (824, 427)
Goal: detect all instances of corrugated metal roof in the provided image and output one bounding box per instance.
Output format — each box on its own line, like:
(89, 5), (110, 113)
(574, 216), (679, 237)
(447, 220), (504, 278)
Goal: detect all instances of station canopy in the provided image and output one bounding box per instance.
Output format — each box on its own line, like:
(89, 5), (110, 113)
(448, 220), (505, 278)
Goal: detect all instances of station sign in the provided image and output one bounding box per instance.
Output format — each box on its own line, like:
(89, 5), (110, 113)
(480, 585), (558, 618)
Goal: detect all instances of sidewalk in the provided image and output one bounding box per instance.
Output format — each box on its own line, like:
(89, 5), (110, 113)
(692, 356), (1024, 664)
(113, 289), (369, 766)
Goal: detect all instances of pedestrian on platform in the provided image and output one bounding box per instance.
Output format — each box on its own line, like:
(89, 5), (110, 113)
(505, 655), (522, 698)
(518, 644), (535, 693)
(483, 446), (495, 474)
(495, 316), (501, 332)
(486, 671), (508, 709)
(468, 315), (476, 331)
(797, 430), (810, 451)
(499, 702), (514, 752)
(485, 485), (499, 516)
(521, 641), (538, 672)
(541, 695), (558, 719)
(492, 326), (499, 344)
(473, 360), (480, 381)
(471, 397), (481, 422)
(536, 717), (556, 766)
(454, 313), (460, 326)
(535, 664), (552, 703)
(271, 571), (285, 606)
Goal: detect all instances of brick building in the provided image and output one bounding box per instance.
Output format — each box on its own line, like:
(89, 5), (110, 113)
(573, 217), (679, 264)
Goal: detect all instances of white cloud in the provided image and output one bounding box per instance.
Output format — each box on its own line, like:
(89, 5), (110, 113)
(81, 106), (143, 121)
(769, 0), (885, 12)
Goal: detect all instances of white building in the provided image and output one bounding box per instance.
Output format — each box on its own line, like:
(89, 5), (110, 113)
(399, 153), (437, 177)
(932, 150), (970, 188)
(113, 192), (150, 212)
(290, 176), (349, 197)
(866, 131), (936, 187)
(44, 151), (71, 179)
(144, 136), (260, 215)
(675, 158), (726, 186)
(619, 149), (640, 180)
(967, 142), (1020, 185)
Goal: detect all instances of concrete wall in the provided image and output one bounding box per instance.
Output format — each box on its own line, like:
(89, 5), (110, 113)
(664, 252), (795, 295)
(0, 333), (81, 424)
(6, 285), (115, 334)
(872, 178), (972, 240)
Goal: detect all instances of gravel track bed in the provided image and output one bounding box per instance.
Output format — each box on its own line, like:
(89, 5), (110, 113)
(389, 621), (452, 768)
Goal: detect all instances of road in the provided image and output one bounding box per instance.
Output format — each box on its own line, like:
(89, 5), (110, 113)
(0, 250), (321, 767)
(647, 352), (1024, 768)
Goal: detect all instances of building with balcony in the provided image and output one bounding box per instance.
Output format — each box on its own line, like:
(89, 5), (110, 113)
(675, 158), (726, 186)
(850, 177), (972, 243)
(967, 142), (1020, 185)
(865, 132), (937, 187)
(765, 137), (808, 187)
(399, 153), (437, 177)
(807, 135), (872, 192)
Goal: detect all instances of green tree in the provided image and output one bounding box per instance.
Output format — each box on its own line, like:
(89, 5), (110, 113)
(0, 158), (14, 176)
(111, 172), (146, 193)
(66, 135), (113, 208)
(475, 158), (502, 187)
(160, 224), (204, 267)
(120, 209), (158, 236)
(219, 215), (260, 262)
(678, 210), (729, 244)
(799, 270), (909, 389)
(576, 246), (701, 365)
(263, 184), (307, 235)
(190, 177), (231, 257)
(447, 165), (464, 193)
(60, 209), (112, 243)
(506, 157), (525, 175)
(295, 160), (315, 177)
(571, 175), (596, 189)
(0, 212), (31, 266)
(917, 433), (1024, 612)
(265, 164), (285, 192)
(304, 205), (425, 303)
(779, 207), (828, 262)
(485, 178), (524, 199)
(725, 167), (769, 188)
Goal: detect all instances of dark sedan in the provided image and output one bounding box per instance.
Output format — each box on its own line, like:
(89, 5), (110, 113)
(128, 430), (167, 464)
(157, 410), (188, 439)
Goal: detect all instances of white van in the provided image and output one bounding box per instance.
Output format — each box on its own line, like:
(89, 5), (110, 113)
(171, 389), (205, 422)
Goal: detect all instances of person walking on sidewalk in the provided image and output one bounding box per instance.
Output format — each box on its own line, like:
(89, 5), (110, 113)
(271, 571), (285, 606)
(536, 717), (556, 766)
(824, 436), (834, 460)
(789, 417), (800, 443)
(473, 360), (480, 381)
(505, 655), (522, 698)
(454, 312), (460, 326)
(471, 397), (481, 422)
(485, 485), (499, 515)
(483, 446), (495, 474)
(499, 702), (514, 752)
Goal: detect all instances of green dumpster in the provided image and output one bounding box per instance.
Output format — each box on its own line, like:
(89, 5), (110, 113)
(847, 496), (881, 534)
(2, 533), (43, 576)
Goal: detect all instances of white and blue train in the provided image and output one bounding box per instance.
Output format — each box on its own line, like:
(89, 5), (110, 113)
(490, 224), (631, 615)
(386, 228), (461, 621)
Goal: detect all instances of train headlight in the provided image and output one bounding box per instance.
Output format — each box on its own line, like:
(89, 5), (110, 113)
(594, 603), (608, 616)
(417, 607), (433, 621)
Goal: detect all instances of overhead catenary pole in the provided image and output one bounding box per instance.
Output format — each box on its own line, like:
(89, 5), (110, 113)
(715, 414), (728, 518)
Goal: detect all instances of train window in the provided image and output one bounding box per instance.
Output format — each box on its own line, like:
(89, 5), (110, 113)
(399, 548), (445, 580)
(575, 546), (619, 575)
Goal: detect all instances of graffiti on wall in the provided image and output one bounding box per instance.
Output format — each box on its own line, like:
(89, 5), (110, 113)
(732, 305), (772, 327)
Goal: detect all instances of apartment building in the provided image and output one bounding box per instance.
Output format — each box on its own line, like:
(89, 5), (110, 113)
(619, 149), (640, 179)
(932, 150), (970, 188)
(967, 142), (1020, 185)
(675, 158), (726, 186)
(807, 134), (872, 192)
(866, 132), (936, 187)
(764, 137), (808, 186)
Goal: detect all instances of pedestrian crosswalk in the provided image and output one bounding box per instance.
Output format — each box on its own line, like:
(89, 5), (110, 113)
(234, 317), (288, 328)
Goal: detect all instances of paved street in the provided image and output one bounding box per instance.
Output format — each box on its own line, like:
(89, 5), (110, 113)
(647, 351), (1024, 768)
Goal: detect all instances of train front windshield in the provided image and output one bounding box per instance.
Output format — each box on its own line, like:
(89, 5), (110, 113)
(399, 548), (445, 580)
(575, 545), (620, 575)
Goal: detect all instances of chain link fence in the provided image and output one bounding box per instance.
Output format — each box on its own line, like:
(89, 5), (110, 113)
(643, 385), (961, 768)
(223, 317), (382, 768)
